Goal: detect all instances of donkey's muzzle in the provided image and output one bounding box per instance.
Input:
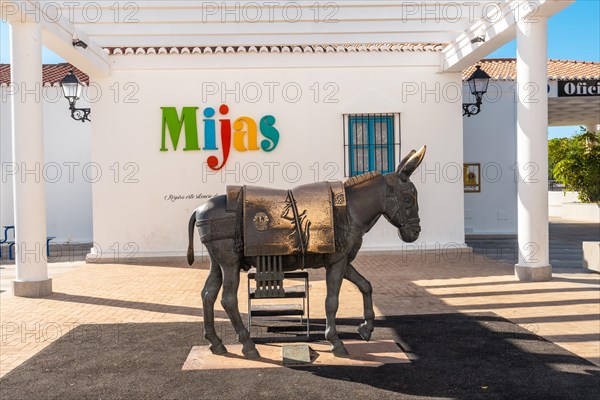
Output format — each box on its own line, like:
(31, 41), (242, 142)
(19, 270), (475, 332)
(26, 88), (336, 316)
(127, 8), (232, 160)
(399, 218), (421, 243)
(399, 226), (420, 243)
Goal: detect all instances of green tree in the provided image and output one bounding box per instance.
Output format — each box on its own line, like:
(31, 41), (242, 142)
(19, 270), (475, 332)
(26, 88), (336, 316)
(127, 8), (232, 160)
(548, 128), (600, 203)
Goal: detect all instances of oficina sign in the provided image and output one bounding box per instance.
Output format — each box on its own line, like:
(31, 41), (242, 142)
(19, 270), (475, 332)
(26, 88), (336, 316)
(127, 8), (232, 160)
(558, 80), (600, 97)
(160, 104), (280, 170)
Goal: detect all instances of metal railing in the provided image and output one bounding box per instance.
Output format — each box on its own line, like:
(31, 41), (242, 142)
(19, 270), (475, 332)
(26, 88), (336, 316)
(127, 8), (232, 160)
(548, 180), (567, 192)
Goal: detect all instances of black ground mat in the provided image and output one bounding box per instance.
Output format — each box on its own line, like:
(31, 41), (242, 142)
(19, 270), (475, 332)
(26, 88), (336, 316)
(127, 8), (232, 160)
(1, 313), (598, 400)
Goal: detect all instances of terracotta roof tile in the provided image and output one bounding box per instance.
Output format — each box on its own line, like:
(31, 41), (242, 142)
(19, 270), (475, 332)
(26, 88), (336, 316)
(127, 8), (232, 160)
(464, 58), (600, 80)
(0, 63), (89, 86)
(104, 43), (446, 55)
(1, 58), (597, 85)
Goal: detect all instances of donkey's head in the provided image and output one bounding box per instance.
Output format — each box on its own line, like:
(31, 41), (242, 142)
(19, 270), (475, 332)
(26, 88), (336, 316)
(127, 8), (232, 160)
(383, 146), (426, 243)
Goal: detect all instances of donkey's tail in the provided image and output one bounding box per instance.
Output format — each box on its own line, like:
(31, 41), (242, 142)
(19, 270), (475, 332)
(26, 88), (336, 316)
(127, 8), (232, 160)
(187, 211), (196, 266)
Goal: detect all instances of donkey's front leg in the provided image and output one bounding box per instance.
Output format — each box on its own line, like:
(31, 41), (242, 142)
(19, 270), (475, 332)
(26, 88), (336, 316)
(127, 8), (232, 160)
(220, 264), (260, 359)
(325, 259), (349, 357)
(344, 264), (375, 341)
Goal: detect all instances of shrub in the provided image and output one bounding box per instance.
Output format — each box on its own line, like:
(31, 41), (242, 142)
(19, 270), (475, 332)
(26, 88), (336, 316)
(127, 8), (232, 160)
(549, 128), (600, 203)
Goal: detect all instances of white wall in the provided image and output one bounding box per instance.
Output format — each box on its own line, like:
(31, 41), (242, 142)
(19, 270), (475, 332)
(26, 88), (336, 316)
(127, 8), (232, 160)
(549, 191), (579, 217)
(90, 52), (465, 259)
(463, 81), (518, 234)
(549, 191), (599, 222)
(0, 92), (13, 231)
(560, 203), (600, 223)
(0, 86), (92, 243)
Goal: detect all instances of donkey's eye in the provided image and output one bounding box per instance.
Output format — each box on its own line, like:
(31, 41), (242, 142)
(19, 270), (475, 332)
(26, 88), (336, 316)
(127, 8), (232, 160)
(403, 194), (415, 207)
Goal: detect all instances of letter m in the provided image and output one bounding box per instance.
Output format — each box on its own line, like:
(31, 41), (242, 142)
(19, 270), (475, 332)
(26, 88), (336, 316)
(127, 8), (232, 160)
(160, 107), (200, 151)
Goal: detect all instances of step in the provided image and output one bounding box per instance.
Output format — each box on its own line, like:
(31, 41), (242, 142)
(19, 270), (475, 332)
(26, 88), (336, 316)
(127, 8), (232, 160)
(249, 285), (306, 299)
(248, 268), (308, 279)
(250, 303), (304, 317)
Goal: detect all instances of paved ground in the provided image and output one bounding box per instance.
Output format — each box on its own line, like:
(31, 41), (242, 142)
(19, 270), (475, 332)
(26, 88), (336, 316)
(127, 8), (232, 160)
(1, 316), (598, 400)
(466, 217), (599, 269)
(0, 242), (91, 268)
(0, 218), (598, 396)
(0, 261), (85, 295)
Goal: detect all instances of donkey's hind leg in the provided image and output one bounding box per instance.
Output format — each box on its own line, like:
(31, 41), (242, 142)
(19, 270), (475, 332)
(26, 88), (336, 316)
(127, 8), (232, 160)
(344, 264), (375, 341)
(220, 263), (260, 360)
(202, 255), (227, 355)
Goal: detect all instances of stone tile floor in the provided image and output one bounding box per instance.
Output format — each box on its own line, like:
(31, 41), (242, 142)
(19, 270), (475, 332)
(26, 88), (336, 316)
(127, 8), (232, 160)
(466, 217), (599, 269)
(1, 250), (598, 377)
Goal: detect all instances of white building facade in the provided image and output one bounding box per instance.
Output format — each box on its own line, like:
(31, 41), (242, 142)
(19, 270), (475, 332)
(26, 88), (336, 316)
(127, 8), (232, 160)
(89, 45), (466, 260)
(0, 1), (576, 297)
(463, 59), (600, 234)
(0, 78), (93, 244)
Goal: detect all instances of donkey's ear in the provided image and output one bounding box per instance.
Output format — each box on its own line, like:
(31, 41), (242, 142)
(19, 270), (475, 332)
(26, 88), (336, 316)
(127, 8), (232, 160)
(400, 145), (426, 177)
(396, 150), (416, 173)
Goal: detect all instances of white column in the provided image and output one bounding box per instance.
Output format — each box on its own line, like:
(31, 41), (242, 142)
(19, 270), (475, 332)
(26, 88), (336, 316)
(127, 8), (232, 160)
(515, 16), (552, 281)
(9, 21), (52, 296)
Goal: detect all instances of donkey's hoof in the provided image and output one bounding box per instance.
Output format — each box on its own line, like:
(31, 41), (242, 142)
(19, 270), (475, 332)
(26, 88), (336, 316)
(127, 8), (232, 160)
(210, 343), (228, 355)
(243, 347), (261, 360)
(358, 323), (373, 341)
(331, 344), (350, 358)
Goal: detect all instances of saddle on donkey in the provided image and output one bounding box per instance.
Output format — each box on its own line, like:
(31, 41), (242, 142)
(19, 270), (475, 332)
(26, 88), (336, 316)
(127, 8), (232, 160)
(226, 181), (346, 257)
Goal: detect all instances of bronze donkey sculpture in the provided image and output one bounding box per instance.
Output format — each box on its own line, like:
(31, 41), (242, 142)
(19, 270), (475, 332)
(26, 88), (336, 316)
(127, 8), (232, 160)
(187, 146), (426, 359)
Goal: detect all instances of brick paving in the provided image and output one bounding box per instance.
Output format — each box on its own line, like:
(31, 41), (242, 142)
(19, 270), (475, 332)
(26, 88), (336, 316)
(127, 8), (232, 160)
(466, 218), (600, 269)
(1, 252), (599, 378)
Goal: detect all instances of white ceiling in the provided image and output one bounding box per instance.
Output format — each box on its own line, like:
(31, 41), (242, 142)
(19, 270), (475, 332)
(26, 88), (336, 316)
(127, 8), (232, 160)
(548, 97), (600, 127)
(51, 1), (499, 47)
(1, 1), (575, 76)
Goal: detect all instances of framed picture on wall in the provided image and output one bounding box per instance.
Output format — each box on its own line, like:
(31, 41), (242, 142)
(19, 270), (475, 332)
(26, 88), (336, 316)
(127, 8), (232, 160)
(464, 163), (481, 193)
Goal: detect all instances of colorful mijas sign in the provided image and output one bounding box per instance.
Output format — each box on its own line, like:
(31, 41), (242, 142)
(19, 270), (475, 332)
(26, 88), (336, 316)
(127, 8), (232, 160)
(160, 104), (280, 170)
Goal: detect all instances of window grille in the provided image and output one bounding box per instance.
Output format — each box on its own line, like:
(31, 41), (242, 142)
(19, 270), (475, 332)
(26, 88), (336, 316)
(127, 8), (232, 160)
(343, 113), (400, 176)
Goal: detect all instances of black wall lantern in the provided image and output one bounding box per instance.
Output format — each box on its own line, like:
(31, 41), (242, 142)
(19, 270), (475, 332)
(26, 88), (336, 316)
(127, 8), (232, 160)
(463, 65), (491, 117)
(72, 39), (88, 49)
(60, 70), (91, 122)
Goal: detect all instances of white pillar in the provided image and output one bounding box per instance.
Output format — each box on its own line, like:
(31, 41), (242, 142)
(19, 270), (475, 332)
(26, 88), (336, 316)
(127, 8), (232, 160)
(9, 21), (52, 296)
(515, 16), (552, 281)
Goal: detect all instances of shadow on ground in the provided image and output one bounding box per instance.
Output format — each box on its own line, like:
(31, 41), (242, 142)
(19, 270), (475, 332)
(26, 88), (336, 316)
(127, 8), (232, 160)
(1, 313), (598, 400)
(46, 292), (219, 318)
(466, 219), (600, 270)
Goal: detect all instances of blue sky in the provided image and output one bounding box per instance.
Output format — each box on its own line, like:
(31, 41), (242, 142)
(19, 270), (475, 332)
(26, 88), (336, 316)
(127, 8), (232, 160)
(0, 1), (598, 138)
(487, 0), (599, 139)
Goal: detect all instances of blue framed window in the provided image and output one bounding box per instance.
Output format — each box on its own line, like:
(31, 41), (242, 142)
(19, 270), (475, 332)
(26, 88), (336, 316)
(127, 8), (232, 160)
(347, 114), (396, 176)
